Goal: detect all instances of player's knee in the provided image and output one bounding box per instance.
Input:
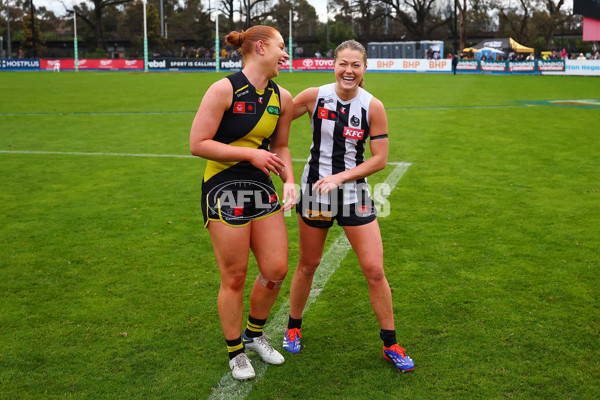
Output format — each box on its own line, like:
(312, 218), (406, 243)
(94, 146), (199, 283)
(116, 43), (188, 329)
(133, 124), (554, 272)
(298, 256), (321, 276)
(363, 264), (386, 284)
(222, 269), (247, 291)
(258, 270), (286, 290)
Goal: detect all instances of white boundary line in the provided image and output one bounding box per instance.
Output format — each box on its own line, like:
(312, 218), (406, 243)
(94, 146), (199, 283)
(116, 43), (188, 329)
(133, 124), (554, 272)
(207, 162), (412, 400)
(0, 150), (406, 167)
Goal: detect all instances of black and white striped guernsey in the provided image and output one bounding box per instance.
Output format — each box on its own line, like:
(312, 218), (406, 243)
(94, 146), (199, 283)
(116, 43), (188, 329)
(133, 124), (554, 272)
(301, 83), (375, 205)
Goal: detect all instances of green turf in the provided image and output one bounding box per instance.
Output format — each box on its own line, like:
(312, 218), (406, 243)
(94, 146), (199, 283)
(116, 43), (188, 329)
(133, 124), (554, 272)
(1, 71), (599, 399)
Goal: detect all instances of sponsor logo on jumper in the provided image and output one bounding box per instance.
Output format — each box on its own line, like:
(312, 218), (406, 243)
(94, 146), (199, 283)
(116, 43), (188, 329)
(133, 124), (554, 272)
(233, 102), (256, 114)
(317, 107), (338, 121)
(350, 115), (360, 127)
(343, 126), (365, 140)
(323, 98), (335, 104)
(358, 205), (371, 214)
(267, 105), (280, 115)
(236, 89), (249, 98)
(258, 97), (263, 104)
(340, 107), (346, 114)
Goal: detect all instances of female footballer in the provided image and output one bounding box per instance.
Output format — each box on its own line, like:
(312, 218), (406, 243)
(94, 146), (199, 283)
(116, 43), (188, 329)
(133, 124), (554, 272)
(282, 40), (414, 372)
(190, 26), (296, 380)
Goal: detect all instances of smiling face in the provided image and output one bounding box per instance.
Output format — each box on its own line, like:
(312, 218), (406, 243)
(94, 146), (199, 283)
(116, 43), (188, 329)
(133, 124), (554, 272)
(333, 48), (367, 98)
(262, 32), (289, 78)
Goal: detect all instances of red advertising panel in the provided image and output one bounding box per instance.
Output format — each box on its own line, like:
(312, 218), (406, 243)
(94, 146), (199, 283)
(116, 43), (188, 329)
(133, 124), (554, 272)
(40, 59), (144, 70)
(292, 58), (335, 70)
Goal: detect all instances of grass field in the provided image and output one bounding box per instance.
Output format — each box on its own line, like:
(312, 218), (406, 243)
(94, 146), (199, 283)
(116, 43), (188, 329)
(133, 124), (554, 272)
(1, 70), (599, 399)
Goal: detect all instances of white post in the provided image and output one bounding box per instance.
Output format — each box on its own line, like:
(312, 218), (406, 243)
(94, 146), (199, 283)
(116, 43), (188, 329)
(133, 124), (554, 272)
(73, 11), (78, 71)
(289, 8), (292, 72)
(143, 0), (148, 72)
(215, 9), (219, 72)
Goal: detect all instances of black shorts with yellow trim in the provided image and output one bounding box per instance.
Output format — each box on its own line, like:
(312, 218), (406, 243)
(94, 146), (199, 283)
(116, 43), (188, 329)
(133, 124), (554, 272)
(296, 187), (377, 229)
(202, 178), (281, 227)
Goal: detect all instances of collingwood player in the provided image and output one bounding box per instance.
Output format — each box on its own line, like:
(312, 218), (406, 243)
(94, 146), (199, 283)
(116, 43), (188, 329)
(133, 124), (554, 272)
(282, 40), (414, 372)
(190, 26), (296, 380)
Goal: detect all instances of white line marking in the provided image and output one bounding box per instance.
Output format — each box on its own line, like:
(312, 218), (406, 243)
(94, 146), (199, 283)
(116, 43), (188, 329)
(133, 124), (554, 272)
(207, 162), (412, 400)
(0, 150), (306, 164)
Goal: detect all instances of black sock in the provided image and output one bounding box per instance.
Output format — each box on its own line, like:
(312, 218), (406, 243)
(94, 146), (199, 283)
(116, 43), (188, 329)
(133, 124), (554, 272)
(380, 329), (397, 348)
(226, 337), (244, 360)
(287, 315), (303, 330)
(244, 315), (267, 338)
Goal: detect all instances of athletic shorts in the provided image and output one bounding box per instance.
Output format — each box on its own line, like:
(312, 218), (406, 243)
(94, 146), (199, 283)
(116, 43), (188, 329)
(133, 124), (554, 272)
(202, 178), (281, 227)
(296, 186), (377, 228)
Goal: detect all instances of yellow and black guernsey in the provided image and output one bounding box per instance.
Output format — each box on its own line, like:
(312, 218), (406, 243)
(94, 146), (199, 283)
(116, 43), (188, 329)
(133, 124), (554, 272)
(201, 71), (282, 227)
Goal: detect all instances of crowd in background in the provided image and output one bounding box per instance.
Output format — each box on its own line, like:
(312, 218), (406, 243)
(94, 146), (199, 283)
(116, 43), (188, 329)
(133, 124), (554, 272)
(454, 48), (600, 61)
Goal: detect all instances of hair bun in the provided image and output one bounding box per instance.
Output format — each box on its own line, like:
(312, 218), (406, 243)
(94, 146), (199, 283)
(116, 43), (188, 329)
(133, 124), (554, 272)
(225, 30), (244, 48)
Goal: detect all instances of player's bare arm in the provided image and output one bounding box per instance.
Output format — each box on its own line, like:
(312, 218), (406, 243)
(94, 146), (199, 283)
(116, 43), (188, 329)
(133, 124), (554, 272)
(292, 87), (319, 120)
(270, 87), (297, 210)
(190, 78), (285, 176)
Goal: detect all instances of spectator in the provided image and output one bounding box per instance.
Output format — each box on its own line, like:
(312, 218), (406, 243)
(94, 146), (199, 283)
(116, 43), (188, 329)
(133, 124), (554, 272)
(560, 48), (568, 59)
(526, 52), (535, 61)
(577, 53), (586, 60)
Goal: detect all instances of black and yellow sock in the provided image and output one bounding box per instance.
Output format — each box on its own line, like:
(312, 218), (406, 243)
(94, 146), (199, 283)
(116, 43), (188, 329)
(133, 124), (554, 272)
(380, 329), (397, 348)
(287, 315), (302, 330)
(244, 315), (267, 338)
(226, 337), (244, 360)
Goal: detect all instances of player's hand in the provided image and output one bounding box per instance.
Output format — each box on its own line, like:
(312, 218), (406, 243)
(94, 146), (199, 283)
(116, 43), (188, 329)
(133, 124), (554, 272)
(313, 175), (343, 195)
(249, 150), (286, 177)
(281, 182), (297, 212)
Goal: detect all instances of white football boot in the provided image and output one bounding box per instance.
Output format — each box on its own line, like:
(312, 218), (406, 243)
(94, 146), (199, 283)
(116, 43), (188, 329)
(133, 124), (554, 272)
(242, 333), (285, 365)
(228, 353), (255, 380)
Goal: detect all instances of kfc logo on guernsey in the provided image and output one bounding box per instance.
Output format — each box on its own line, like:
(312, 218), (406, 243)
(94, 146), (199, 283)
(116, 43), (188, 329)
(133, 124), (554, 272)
(233, 102), (256, 114)
(317, 107), (338, 121)
(343, 126), (365, 140)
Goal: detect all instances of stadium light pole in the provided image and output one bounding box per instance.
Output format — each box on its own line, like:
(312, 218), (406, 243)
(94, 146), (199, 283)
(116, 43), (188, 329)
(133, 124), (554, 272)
(289, 7), (292, 72)
(6, 0), (12, 58)
(453, 0), (458, 53)
(215, 9), (220, 73)
(326, 0), (329, 50)
(142, 0), (148, 72)
(29, 0), (36, 57)
(160, 0), (164, 37)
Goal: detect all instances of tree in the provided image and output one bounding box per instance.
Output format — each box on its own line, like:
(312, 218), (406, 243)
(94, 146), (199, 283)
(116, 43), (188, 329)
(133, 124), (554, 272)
(496, 0), (534, 44)
(379, 0), (448, 40)
(167, 0), (212, 47)
(21, 10), (46, 56)
(240, 0), (270, 28)
(536, 0), (567, 48)
(219, 0), (237, 32)
(119, 0), (165, 52)
(72, 0), (134, 51)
